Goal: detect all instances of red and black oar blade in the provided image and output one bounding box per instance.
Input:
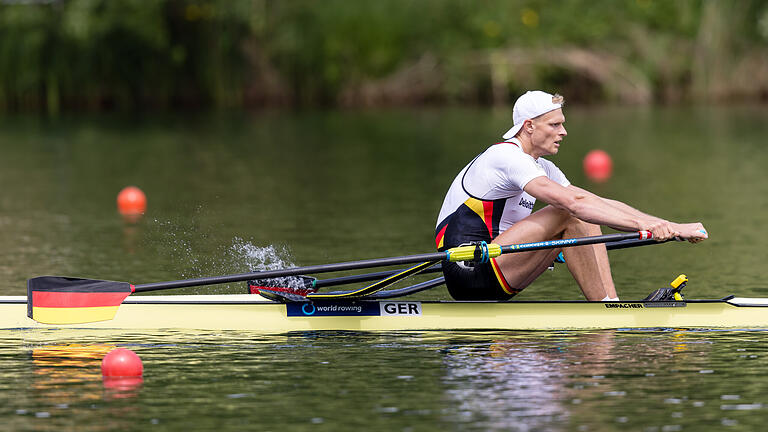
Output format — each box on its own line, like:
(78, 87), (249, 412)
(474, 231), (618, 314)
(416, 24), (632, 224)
(27, 276), (134, 324)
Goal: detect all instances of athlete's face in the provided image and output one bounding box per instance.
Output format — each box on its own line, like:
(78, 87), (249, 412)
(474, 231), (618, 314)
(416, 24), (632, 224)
(528, 109), (567, 158)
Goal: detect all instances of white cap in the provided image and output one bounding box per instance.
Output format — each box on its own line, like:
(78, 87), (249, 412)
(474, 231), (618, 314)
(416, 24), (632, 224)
(502, 91), (563, 139)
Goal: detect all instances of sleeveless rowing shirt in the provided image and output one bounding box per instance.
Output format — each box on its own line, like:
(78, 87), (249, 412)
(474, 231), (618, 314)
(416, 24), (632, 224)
(435, 139), (570, 250)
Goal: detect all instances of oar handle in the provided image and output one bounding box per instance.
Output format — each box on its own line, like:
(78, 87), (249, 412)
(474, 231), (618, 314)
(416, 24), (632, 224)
(444, 231), (652, 262)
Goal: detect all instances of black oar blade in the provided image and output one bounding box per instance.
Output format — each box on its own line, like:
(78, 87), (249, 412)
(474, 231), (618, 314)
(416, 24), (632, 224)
(27, 276), (134, 324)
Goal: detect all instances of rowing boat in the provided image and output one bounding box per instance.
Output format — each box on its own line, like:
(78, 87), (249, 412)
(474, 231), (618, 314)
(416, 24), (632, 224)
(14, 232), (747, 333)
(3, 294), (768, 332)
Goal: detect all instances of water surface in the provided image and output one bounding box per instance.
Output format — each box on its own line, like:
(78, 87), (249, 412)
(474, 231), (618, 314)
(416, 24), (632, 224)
(1, 106), (767, 299)
(1, 106), (767, 430)
(2, 330), (768, 431)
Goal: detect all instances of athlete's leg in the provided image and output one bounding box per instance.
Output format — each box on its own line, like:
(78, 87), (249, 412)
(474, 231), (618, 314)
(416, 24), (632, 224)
(560, 215), (617, 300)
(492, 205), (617, 300)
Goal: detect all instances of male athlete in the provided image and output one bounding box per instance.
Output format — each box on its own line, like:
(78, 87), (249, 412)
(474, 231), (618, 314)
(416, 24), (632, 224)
(435, 91), (708, 301)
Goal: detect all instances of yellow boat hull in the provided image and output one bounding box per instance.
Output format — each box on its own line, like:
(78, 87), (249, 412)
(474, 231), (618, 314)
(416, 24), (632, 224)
(3, 294), (768, 333)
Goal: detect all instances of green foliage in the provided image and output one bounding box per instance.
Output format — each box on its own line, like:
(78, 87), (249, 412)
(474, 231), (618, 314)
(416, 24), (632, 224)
(0, 0), (253, 112)
(0, 0), (766, 112)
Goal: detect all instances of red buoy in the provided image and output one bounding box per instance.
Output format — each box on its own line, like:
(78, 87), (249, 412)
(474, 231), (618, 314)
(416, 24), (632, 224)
(583, 150), (613, 182)
(101, 348), (144, 377)
(117, 186), (147, 216)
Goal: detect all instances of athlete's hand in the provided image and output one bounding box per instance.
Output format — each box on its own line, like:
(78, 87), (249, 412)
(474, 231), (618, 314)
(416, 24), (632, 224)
(643, 220), (679, 241)
(671, 222), (708, 243)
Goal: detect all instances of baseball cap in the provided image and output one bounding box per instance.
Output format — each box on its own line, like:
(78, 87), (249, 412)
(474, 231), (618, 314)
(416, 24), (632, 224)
(502, 91), (563, 139)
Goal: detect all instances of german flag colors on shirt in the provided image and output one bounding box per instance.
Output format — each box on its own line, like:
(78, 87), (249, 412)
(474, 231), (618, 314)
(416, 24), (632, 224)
(462, 197), (500, 239)
(27, 276), (134, 324)
(435, 196), (505, 250)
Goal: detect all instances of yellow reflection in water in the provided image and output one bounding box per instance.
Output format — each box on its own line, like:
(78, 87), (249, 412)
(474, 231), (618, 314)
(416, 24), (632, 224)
(31, 344), (143, 401)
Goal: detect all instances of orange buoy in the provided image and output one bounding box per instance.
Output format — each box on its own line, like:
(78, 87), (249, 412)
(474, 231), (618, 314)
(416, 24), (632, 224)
(101, 348), (144, 377)
(583, 150), (613, 182)
(117, 186), (147, 216)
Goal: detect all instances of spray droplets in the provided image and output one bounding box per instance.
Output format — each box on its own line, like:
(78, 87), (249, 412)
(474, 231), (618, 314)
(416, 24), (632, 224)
(228, 237), (296, 272)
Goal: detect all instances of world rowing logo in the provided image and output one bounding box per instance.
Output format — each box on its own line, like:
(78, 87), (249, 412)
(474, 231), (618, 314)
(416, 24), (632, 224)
(286, 301), (422, 317)
(296, 303), (365, 315)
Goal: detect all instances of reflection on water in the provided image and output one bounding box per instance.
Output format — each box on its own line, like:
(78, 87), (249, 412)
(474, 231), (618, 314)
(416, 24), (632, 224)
(32, 344), (144, 399)
(1, 107), (768, 430)
(3, 342), (144, 431)
(1, 107), (767, 299)
(102, 376), (144, 400)
(3, 330), (767, 431)
(29, 345), (109, 410)
(439, 330), (768, 431)
(440, 333), (619, 430)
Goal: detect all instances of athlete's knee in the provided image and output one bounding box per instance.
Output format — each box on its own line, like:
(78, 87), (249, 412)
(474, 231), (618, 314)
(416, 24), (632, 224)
(534, 205), (573, 229)
(564, 214), (602, 235)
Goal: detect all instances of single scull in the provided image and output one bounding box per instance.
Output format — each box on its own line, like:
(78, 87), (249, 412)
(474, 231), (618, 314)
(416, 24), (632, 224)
(3, 293), (768, 332)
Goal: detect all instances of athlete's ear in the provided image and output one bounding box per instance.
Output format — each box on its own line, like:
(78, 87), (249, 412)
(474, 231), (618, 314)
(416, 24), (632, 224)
(523, 119), (534, 134)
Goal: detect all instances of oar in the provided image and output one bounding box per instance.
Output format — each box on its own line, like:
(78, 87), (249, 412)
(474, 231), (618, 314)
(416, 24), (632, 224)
(252, 237), (667, 292)
(306, 259), (441, 300)
(259, 236), (680, 302)
(313, 264), (444, 288)
(27, 230), (653, 324)
(260, 276), (448, 303)
(249, 264), (444, 291)
(302, 231), (660, 300)
(367, 276), (446, 299)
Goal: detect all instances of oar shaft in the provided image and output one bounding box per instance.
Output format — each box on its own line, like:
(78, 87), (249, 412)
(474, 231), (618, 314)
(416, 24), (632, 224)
(368, 277), (446, 299)
(135, 231), (650, 292)
(311, 236), (661, 289)
(134, 251), (447, 292)
(606, 237), (679, 250)
(499, 231), (649, 254)
(313, 264), (443, 288)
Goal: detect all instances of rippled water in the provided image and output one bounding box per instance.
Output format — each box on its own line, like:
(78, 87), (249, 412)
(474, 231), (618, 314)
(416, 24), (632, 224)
(1, 106), (768, 430)
(2, 107), (768, 300)
(2, 330), (768, 431)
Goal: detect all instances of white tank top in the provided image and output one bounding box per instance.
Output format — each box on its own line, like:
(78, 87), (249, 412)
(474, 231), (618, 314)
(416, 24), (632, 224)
(436, 139), (570, 234)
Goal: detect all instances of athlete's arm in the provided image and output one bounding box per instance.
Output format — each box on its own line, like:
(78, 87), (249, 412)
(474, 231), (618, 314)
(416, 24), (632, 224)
(523, 177), (707, 241)
(566, 185), (709, 243)
(567, 185), (665, 223)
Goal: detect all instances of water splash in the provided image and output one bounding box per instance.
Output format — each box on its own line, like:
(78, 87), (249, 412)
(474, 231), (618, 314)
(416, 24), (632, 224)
(146, 218), (304, 292)
(227, 238), (296, 272)
(227, 238), (309, 290)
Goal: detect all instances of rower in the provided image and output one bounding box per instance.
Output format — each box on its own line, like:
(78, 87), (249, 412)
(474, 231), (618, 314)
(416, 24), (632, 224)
(434, 90), (708, 301)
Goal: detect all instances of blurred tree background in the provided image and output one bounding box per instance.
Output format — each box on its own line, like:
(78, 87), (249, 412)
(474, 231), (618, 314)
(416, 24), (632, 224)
(1, 0), (767, 114)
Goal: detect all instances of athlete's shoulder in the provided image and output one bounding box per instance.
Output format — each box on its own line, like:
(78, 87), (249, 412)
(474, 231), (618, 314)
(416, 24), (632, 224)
(537, 156), (559, 168)
(489, 141), (524, 153)
(538, 157), (570, 185)
(483, 142), (528, 162)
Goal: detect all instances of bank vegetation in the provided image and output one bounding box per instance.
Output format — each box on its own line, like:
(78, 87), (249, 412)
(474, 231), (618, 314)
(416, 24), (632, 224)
(1, 0), (767, 113)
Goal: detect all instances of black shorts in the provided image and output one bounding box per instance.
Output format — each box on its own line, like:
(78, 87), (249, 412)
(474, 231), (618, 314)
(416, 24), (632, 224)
(438, 205), (519, 300)
(442, 260), (515, 301)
